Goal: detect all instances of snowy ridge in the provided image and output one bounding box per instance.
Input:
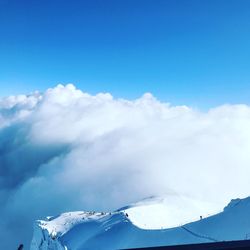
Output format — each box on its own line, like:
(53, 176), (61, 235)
(120, 195), (219, 229)
(30, 196), (250, 250)
(39, 211), (109, 238)
(30, 211), (110, 250)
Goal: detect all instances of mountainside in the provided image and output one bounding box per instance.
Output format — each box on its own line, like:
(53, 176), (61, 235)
(30, 196), (250, 250)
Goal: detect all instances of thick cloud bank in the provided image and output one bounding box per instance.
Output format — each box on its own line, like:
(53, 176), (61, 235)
(1, 84), (250, 249)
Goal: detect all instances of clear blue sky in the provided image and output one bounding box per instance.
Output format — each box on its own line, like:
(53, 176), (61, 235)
(0, 0), (250, 108)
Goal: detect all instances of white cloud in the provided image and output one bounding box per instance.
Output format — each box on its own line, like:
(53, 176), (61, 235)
(1, 84), (250, 248)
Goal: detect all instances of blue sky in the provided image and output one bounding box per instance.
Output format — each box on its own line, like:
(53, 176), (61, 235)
(0, 0), (250, 108)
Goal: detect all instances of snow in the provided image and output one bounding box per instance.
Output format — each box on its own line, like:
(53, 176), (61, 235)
(121, 195), (220, 229)
(30, 211), (110, 250)
(38, 211), (108, 238)
(30, 195), (250, 250)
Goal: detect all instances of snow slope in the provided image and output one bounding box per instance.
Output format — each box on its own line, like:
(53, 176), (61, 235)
(119, 195), (219, 229)
(30, 196), (250, 250)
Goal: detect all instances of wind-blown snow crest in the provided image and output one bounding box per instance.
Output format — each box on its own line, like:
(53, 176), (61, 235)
(121, 195), (219, 229)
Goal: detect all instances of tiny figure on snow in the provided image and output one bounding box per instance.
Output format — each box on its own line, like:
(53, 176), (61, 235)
(17, 244), (24, 250)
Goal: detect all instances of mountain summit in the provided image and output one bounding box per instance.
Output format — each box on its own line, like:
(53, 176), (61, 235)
(30, 196), (250, 250)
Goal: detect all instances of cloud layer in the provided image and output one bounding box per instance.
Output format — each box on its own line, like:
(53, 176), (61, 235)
(1, 84), (250, 249)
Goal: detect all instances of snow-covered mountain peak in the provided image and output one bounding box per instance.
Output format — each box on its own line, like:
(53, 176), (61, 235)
(31, 195), (250, 250)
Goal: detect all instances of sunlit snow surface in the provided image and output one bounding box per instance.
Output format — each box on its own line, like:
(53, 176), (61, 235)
(31, 196), (250, 250)
(39, 211), (109, 238)
(121, 196), (219, 229)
